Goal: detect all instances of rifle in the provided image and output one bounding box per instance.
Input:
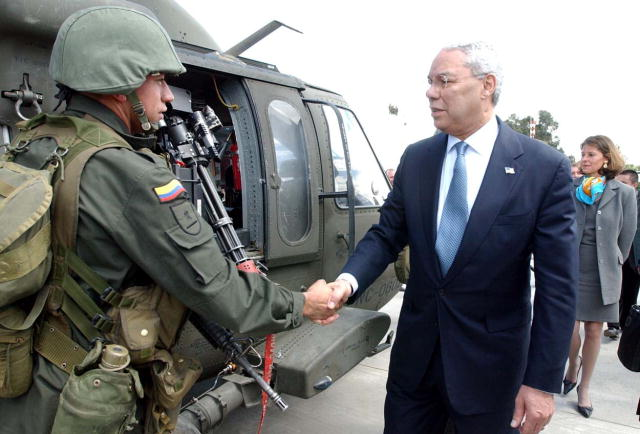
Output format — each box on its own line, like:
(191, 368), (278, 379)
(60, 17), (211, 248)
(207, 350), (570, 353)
(158, 107), (287, 416)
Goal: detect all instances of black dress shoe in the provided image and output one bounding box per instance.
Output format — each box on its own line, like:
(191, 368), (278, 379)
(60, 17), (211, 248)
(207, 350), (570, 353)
(576, 385), (593, 418)
(577, 404), (593, 418)
(562, 355), (582, 394)
(562, 378), (577, 395)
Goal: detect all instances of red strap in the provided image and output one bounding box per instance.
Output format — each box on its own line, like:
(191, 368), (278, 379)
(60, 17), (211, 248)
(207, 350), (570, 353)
(257, 333), (275, 434)
(235, 259), (274, 434)
(237, 260), (260, 274)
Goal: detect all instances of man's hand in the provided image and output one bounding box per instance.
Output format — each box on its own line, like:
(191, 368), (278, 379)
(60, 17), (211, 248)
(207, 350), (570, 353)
(327, 279), (352, 311)
(303, 279), (340, 325)
(511, 385), (554, 434)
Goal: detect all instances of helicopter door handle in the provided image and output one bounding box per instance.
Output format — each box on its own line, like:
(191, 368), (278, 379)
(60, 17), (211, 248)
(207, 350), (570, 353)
(319, 191), (347, 199)
(269, 172), (281, 189)
(336, 231), (350, 250)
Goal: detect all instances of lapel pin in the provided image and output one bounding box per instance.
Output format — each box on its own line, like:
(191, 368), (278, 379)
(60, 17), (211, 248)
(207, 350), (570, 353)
(504, 167), (515, 174)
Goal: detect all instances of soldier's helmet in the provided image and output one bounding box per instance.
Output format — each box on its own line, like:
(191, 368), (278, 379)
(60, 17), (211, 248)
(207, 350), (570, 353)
(49, 6), (185, 132)
(50, 5), (185, 94)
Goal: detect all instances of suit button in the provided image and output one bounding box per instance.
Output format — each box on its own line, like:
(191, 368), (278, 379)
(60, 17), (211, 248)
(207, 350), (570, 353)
(599, 259), (604, 264)
(597, 210), (602, 215)
(597, 226), (602, 230)
(438, 289), (445, 296)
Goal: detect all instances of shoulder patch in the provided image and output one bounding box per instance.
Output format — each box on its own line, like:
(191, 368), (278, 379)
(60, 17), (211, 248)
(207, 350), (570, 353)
(170, 201), (201, 235)
(154, 179), (186, 203)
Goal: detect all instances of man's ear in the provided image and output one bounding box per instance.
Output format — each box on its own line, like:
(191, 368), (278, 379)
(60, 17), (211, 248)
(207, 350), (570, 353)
(482, 74), (497, 99)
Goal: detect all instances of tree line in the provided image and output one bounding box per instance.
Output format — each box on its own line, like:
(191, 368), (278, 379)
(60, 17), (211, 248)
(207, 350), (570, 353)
(505, 110), (563, 154)
(505, 111), (635, 169)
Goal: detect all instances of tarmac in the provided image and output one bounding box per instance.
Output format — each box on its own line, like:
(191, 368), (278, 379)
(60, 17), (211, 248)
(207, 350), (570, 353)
(221, 291), (640, 433)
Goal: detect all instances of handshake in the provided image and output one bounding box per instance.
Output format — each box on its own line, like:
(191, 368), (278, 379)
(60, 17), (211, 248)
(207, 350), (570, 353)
(302, 279), (353, 325)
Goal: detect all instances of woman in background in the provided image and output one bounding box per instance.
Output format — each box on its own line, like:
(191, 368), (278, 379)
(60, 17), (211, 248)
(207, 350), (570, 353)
(562, 135), (637, 418)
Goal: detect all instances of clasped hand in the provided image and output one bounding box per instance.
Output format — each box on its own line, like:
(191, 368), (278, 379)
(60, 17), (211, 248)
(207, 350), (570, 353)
(302, 279), (352, 325)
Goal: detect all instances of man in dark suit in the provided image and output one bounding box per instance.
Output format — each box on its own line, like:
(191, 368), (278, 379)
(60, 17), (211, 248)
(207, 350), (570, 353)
(604, 169), (640, 339)
(328, 42), (577, 434)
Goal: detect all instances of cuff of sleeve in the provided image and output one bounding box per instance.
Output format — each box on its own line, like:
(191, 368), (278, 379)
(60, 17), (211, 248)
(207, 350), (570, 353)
(336, 273), (358, 295)
(290, 291), (305, 328)
(528, 385), (553, 396)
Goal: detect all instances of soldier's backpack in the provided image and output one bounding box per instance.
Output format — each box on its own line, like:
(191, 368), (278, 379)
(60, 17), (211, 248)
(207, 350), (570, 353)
(0, 158), (53, 397)
(0, 113), (130, 397)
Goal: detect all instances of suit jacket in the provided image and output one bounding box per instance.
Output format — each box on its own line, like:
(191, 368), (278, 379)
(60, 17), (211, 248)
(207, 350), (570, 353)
(343, 119), (577, 415)
(630, 193), (640, 272)
(573, 178), (637, 304)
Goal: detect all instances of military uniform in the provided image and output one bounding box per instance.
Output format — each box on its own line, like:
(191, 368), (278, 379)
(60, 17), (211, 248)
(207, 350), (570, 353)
(0, 94), (304, 433)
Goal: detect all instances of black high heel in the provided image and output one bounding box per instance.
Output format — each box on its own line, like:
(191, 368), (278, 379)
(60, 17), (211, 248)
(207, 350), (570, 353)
(562, 355), (582, 395)
(576, 385), (593, 418)
(562, 378), (577, 395)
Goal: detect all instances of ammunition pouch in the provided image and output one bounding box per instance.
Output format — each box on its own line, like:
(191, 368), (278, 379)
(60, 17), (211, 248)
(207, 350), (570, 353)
(51, 340), (144, 434)
(106, 285), (188, 365)
(106, 285), (161, 364)
(0, 307), (34, 397)
(147, 350), (202, 433)
(0, 288), (49, 397)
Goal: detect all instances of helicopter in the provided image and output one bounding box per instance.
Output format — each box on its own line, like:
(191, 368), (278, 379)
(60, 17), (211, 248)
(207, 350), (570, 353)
(0, 0), (402, 431)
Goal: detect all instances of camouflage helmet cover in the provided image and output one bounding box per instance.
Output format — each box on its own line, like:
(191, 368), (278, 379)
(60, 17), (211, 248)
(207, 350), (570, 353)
(49, 6), (186, 94)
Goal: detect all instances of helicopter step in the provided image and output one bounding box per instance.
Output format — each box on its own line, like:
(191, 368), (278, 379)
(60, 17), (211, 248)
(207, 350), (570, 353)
(265, 307), (390, 399)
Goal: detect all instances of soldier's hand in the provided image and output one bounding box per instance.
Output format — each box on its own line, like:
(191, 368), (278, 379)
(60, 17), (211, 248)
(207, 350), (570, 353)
(303, 279), (340, 325)
(327, 279), (352, 311)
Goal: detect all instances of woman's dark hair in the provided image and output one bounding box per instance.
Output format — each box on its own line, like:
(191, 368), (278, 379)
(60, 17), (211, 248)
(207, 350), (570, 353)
(580, 135), (624, 180)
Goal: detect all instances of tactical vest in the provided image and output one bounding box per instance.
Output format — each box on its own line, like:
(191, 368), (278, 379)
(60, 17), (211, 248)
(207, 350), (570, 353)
(1, 114), (200, 433)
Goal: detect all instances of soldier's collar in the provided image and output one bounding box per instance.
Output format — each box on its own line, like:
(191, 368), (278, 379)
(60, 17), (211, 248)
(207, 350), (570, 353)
(64, 94), (157, 151)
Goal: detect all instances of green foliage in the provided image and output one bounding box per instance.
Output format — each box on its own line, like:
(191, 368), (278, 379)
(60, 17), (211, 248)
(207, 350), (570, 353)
(505, 110), (563, 153)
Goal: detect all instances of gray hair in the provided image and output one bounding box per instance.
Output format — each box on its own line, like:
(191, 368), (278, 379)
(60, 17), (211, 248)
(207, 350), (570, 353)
(444, 41), (503, 105)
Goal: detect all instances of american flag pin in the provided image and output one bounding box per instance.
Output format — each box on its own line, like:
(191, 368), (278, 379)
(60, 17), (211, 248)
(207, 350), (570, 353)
(504, 167), (515, 174)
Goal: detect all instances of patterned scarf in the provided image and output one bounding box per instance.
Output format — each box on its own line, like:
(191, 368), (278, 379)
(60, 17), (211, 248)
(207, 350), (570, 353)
(576, 176), (606, 205)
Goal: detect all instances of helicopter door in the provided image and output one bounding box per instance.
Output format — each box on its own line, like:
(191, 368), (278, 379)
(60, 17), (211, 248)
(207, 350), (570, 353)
(303, 97), (391, 287)
(245, 79), (320, 267)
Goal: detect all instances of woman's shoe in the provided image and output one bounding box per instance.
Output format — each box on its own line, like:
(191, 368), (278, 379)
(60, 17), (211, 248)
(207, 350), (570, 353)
(577, 404), (593, 418)
(562, 379), (577, 395)
(562, 355), (582, 395)
(576, 385), (593, 418)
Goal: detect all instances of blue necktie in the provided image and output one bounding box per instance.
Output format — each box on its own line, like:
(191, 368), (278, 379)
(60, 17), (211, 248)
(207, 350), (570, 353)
(435, 141), (469, 275)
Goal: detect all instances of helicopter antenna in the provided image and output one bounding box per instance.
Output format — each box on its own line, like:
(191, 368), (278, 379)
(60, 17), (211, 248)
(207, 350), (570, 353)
(224, 20), (302, 57)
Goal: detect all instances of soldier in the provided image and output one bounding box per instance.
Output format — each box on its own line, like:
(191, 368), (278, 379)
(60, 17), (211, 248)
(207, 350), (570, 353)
(0, 6), (338, 433)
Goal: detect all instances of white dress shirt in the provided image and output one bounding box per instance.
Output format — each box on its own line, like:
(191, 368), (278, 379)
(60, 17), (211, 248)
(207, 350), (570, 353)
(437, 117), (498, 228)
(338, 117), (500, 294)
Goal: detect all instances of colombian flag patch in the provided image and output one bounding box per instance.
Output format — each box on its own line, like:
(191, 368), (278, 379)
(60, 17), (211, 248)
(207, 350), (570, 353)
(154, 179), (186, 203)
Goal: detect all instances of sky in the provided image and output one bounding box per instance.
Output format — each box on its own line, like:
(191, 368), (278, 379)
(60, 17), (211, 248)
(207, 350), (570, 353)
(177, 0), (639, 170)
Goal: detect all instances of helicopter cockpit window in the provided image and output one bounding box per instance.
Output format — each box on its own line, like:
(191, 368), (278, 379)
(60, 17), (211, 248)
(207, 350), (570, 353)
(323, 106), (389, 208)
(268, 100), (312, 243)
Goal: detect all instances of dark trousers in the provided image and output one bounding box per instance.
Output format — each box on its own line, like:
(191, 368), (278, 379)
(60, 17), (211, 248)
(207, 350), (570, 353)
(609, 260), (640, 329)
(383, 344), (517, 434)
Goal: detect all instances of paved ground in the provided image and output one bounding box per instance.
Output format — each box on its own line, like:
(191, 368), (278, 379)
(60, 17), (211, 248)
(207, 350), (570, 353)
(221, 291), (640, 433)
